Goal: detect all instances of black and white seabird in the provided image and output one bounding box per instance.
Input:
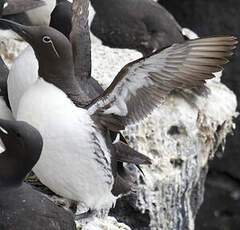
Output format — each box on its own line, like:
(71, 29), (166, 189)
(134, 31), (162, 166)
(0, 119), (77, 230)
(90, 0), (184, 56)
(0, 19), (237, 214)
(6, 0), (70, 117)
(7, 1), (149, 198)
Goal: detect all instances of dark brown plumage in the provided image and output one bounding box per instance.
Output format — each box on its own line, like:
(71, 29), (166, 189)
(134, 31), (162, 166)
(0, 119), (77, 230)
(90, 0), (184, 56)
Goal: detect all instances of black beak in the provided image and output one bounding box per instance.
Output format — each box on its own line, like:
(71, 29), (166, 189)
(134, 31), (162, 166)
(0, 19), (33, 42)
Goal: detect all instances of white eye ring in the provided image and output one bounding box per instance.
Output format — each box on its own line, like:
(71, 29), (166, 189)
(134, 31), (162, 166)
(42, 36), (51, 44)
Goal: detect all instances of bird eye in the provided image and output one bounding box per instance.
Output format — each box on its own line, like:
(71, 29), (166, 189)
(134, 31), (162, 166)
(42, 36), (52, 44)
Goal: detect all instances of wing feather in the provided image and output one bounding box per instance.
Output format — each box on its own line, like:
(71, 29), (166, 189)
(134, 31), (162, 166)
(88, 36), (238, 129)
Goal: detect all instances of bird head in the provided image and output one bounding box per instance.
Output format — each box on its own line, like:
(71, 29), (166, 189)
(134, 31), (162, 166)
(0, 19), (74, 80)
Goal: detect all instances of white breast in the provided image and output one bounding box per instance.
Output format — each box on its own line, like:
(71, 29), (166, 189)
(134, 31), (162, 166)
(16, 79), (115, 210)
(8, 46), (38, 118)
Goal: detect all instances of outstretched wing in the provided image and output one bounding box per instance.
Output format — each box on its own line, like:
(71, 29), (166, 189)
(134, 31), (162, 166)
(88, 36), (237, 129)
(3, 0), (45, 16)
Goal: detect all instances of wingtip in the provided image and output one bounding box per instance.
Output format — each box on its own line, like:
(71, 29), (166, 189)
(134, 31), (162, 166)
(145, 157), (152, 165)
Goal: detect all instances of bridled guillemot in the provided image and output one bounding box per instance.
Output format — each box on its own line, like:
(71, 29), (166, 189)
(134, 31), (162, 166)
(0, 19), (237, 215)
(0, 119), (77, 230)
(90, 0), (184, 56)
(7, 0), (151, 198)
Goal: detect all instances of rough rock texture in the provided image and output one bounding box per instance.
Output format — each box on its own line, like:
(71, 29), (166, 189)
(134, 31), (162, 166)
(0, 4), (237, 229)
(77, 217), (131, 230)
(90, 27), (237, 229)
(157, 1), (240, 229)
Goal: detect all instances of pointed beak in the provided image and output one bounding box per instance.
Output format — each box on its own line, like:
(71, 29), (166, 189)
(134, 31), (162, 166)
(0, 19), (33, 42)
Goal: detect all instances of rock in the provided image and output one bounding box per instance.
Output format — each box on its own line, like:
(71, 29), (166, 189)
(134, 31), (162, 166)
(77, 217), (131, 230)
(157, 1), (240, 228)
(90, 28), (237, 229)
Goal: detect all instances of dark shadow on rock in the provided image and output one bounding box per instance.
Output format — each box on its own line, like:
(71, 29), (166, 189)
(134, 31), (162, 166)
(109, 193), (151, 230)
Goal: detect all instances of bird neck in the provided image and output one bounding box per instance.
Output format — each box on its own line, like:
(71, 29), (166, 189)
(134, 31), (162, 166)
(0, 127), (42, 187)
(39, 66), (82, 100)
(0, 148), (37, 187)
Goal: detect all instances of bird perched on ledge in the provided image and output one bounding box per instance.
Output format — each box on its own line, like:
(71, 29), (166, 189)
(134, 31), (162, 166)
(0, 119), (77, 230)
(0, 19), (237, 217)
(90, 0), (184, 56)
(6, 0), (148, 199)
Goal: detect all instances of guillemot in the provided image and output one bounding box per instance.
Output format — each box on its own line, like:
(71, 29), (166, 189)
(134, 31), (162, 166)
(7, 0), (150, 197)
(90, 0), (184, 56)
(0, 119), (77, 230)
(0, 19), (237, 215)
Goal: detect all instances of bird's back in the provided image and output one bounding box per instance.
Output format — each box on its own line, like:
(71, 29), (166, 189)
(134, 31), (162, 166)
(90, 0), (184, 55)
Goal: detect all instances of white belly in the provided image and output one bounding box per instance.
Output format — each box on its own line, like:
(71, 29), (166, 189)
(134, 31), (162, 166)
(17, 79), (115, 210)
(8, 46), (38, 118)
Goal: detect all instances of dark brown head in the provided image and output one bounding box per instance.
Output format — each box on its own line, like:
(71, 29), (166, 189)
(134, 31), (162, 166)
(0, 19), (79, 93)
(0, 119), (43, 188)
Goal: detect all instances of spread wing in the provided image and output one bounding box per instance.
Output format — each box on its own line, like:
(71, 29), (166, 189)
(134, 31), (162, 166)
(88, 36), (237, 130)
(3, 0), (45, 16)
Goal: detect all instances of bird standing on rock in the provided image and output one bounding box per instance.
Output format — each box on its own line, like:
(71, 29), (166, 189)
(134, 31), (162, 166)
(6, 0), (147, 197)
(90, 0), (184, 56)
(0, 119), (77, 230)
(0, 18), (237, 217)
